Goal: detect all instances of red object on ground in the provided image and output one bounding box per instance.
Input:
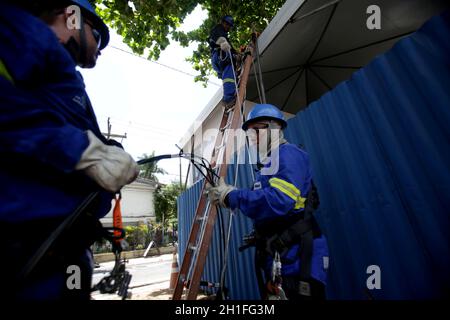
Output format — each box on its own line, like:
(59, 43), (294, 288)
(169, 247), (179, 290)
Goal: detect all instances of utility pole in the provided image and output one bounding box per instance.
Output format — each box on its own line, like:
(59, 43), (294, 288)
(175, 144), (183, 189)
(102, 117), (127, 142)
(107, 117), (111, 139)
(179, 157), (182, 189)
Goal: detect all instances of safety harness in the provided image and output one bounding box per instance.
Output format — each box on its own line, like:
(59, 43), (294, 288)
(240, 180), (321, 299)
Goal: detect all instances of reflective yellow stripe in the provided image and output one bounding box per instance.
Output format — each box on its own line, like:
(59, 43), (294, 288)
(295, 196), (306, 210)
(223, 78), (235, 83)
(0, 59), (14, 84)
(269, 177), (306, 210)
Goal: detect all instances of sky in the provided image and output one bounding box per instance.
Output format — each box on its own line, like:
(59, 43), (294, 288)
(80, 6), (219, 184)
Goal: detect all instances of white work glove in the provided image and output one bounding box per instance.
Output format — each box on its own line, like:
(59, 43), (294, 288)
(216, 37), (231, 52)
(75, 130), (139, 192)
(204, 177), (236, 207)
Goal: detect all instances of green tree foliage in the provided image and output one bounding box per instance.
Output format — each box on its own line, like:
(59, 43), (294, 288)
(93, 0), (285, 84)
(124, 223), (150, 250)
(154, 182), (183, 230)
(138, 151), (167, 181)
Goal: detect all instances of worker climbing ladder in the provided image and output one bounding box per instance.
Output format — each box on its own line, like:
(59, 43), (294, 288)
(172, 40), (255, 300)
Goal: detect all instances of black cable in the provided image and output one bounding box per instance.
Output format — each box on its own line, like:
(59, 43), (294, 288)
(189, 159), (215, 186)
(137, 154), (179, 165)
(217, 206), (227, 290)
(186, 153), (217, 179)
(216, 205), (225, 294)
(18, 191), (99, 282)
(179, 153), (218, 182)
(138, 152), (218, 186)
(19, 152), (214, 283)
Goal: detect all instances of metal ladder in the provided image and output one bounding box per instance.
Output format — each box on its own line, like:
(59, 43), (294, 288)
(172, 44), (254, 300)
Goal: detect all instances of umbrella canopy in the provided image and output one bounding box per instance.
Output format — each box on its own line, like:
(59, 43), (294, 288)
(248, 0), (449, 114)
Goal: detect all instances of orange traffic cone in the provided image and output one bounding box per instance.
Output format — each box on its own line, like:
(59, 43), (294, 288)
(169, 246), (179, 290)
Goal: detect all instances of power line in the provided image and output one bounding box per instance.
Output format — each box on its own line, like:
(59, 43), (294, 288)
(157, 173), (187, 178)
(108, 117), (180, 132)
(109, 45), (221, 87)
(126, 127), (180, 138)
(119, 124), (179, 137)
(97, 116), (184, 138)
(97, 122), (181, 142)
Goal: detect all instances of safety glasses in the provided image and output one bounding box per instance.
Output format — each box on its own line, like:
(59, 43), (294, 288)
(91, 28), (101, 49)
(246, 123), (269, 134)
(245, 124), (269, 144)
(85, 20), (102, 49)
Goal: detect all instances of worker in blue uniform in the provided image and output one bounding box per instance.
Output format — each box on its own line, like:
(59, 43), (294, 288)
(0, 0), (138, 300)
(206, 104), (329, 300)
(208, 15), (238, 110)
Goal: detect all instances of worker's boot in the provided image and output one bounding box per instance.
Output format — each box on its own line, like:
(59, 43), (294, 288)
(222, 96), (236, 112)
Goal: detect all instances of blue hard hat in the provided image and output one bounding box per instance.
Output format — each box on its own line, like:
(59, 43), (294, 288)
(242, 104), (287, 130)
(69, 0), (109, 50)
(222, 15), (234, 27)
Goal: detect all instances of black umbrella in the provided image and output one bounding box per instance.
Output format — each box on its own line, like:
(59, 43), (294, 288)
(248, 0), (449, 114)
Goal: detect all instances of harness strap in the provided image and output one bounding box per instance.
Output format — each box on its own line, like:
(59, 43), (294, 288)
(265, 217), (314, 256)
(253, 180), (321, 280)
(299, 229), (314, 280)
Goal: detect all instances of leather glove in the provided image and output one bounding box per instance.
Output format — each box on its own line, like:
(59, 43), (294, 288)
(204, 177), (236, 207)
(76, 130), (139, 192)
(216, 37), (231, 52)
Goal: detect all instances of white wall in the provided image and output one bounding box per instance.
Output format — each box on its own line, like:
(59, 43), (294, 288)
(182, 100), (258, 185)
(180, 95), (296, 186)
(100, 179), (156, 227)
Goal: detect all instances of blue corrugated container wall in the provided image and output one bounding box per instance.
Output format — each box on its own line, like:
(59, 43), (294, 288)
(177, 158), (262, 300)
(177, 12), (450, 299)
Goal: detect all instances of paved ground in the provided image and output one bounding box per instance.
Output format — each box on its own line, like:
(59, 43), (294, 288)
(91, 253), (175, 300)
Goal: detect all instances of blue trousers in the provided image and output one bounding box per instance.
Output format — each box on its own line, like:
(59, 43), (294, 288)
(211, 50), (236, 102)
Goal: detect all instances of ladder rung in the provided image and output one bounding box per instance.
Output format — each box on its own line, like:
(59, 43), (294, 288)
(220, 123), (231, 131)
(173, 44), (254, 301)
(225, 108), (234, 115)
(215, 144), (225, 151)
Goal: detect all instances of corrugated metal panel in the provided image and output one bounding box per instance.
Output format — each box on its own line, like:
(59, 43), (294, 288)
(177, 12), (450, 299)
(177, 180), (202, 269)
(283, 11), (450, 299)
(177, 161), (261, 300)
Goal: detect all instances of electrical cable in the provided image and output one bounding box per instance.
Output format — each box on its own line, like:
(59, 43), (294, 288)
(18, 191), (99, 282)
(109, 45), (221, 87)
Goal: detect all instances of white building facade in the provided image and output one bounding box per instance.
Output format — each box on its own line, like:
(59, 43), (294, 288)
(100, 178), (157, 227)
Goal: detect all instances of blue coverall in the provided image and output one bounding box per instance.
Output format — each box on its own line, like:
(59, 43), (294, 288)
(0, 3), (113, 299)
(227, 143), (329, 286)
(209, 24), (236, 103)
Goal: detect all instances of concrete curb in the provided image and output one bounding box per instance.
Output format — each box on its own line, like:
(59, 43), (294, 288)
(94, 246), (175, 263)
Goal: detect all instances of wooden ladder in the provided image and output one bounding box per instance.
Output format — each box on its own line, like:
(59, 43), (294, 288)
(172, 44), (254, 300)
